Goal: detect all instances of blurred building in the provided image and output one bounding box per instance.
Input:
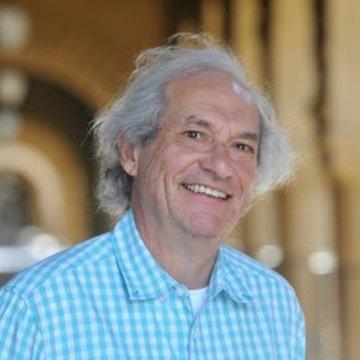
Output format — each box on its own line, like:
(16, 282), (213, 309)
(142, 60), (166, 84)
(0, 1), (359, 359)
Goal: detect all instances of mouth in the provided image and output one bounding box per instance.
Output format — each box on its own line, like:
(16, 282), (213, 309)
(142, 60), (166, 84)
(182, 183), (231, 200)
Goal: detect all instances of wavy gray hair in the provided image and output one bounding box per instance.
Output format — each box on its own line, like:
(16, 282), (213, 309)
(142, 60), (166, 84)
(93, 34), (294, 218)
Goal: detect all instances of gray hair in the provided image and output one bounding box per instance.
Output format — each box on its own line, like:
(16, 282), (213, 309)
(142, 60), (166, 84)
(93, 34), (294, 218)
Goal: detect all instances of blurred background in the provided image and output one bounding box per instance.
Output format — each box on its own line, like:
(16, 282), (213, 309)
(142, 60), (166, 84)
(0, 0), (359, 359)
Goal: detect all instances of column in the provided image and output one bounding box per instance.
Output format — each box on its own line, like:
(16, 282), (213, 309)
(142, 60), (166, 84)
(271, 1), (341, 358)
(327, 0), (360, 358)
(230, 0), (283, 268)
(200, 0), (225, 38)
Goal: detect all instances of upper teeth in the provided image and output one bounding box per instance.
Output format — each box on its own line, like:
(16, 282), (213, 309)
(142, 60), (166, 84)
(184, 184), (228, 199)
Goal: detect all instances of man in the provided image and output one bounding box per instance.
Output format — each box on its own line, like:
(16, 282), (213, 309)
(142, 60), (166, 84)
(0, 34), (305, 359)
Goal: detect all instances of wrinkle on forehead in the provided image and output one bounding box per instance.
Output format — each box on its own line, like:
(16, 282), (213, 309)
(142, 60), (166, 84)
(161, 70), (259, 135)
(166, 70), (254, 108)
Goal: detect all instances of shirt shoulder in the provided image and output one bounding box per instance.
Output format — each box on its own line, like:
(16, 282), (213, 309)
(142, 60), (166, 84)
(221, 245), (298, 296)
(221, 246), (306, 358)
(2, 231), (113, 298)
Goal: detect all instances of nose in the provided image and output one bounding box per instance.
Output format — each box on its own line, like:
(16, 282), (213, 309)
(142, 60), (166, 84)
(198, 144), (233, 180)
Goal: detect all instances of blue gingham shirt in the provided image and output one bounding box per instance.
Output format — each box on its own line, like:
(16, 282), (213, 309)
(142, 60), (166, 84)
(0, 211), (305, 359)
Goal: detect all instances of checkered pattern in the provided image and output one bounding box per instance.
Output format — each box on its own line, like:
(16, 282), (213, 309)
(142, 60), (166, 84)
(0, 211), (305, 359)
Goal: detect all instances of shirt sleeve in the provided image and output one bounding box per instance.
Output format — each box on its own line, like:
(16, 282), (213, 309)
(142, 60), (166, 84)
(289, 290), (306, 360)
(0, 288), (45, 359)
(294, 303), (306, 359)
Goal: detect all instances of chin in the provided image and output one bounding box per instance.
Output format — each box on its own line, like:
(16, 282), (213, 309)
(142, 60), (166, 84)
(180, 214), (230, 240)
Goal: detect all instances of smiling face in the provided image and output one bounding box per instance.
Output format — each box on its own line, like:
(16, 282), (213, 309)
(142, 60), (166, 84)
(120, 70), (260, 242)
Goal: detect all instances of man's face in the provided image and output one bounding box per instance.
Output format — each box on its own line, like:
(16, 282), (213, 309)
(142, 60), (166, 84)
(125, 70), (260, 241)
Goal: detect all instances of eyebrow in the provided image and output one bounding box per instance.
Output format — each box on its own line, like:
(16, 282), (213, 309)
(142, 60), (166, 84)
(238, 131), (259, 142)
(183, 116), (210, 128)
(183, 116), (259, 142)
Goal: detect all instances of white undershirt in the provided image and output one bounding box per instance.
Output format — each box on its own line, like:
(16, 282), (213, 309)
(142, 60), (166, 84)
(188, 286), (209, 317)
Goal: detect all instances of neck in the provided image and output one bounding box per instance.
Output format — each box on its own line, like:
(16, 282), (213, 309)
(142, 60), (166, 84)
(131, 205), (221, 290)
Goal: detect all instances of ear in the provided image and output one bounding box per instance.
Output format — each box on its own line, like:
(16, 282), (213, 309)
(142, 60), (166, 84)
(117, 137), (140, 177)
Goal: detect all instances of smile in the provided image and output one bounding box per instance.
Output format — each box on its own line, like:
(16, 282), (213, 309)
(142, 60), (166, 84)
(182, 183), (230, 200)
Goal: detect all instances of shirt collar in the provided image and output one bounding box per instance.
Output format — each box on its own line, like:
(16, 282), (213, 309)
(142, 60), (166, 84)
(111, 210), (178, 301)
(111, 210), (253, 304)
(208, 246), (254, 305)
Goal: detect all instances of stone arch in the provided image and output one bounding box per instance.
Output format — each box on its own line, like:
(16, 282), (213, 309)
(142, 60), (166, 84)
(0, 0), (167, 110)
(1, 117), (90, 243)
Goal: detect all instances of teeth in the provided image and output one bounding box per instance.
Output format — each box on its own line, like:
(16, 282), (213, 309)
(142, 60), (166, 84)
(184, 184), (228, 199)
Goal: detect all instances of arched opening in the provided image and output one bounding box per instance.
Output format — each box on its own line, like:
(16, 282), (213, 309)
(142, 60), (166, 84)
(0, 75), (108, 285)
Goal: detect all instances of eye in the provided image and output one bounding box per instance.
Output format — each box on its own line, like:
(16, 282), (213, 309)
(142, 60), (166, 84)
(235, 143), (255, 154)
(184, 130), (202, 139)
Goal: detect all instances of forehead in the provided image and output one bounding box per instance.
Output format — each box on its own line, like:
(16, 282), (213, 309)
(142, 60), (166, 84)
(163, 70), (259, 130)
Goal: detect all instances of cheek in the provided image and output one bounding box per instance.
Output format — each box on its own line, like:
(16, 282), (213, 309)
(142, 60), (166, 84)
(135, 152), (165, 196)
(137, 144), (181, 192)
(234, 160), (258, 185)
(162, 143), (197, 170)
